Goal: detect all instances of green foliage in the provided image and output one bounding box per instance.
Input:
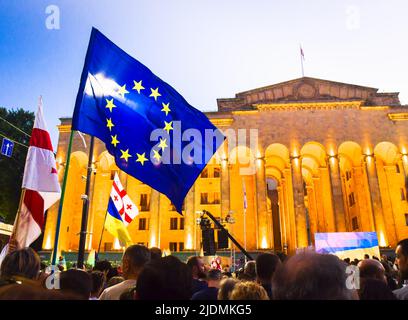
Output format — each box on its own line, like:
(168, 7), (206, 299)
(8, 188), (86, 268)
(0, 107), (34, 223)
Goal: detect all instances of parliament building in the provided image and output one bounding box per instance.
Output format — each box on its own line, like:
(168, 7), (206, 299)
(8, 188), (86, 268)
(43, 77), (408, 254)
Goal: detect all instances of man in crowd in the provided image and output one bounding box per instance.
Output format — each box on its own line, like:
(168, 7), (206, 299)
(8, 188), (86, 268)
(393, 238), (408, 299)
(186, 256), (208, 295)
(191, 269), (222, 300)
(357, 258), (386, 283)
(99, 244), (150, 300)
(256, 253), (281, 299)
(60, 269), (92, 299)
(272, 252), (358, 300)
(136, 256), (192, 300)
(357, 258), (396, 300)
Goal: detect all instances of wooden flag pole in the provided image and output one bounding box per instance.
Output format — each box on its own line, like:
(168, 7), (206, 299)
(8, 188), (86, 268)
(8, 188), (26, 253)
(51, 130), (75, 266)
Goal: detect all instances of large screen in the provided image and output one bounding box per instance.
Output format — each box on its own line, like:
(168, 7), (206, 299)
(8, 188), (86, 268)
(314, 232), (380, 260)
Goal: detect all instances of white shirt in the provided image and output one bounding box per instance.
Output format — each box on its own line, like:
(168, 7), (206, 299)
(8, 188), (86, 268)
(99, 279), (136, 300)
(393, 285), (408, 300)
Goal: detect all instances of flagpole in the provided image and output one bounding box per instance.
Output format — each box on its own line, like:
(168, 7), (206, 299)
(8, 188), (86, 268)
(51, 130), (75, 266)
(77, 135), (95, 269)
(300, 45), (305, 77)
(96, 210), (108, 261)
(8, 188), (26, 252)
(244, 207), (247, 263)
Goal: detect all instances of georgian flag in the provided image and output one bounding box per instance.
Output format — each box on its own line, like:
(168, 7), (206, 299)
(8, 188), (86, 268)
(110, 173), (138, 226)
(13, 99), (61, 248)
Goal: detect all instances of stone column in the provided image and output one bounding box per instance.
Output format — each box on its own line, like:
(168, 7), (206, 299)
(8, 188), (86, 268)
(277, 185), (286, 252)
(290, 156), (308, 248)
(312, 177), (325, 232)
(401, 155), (408, 180)
(352, 166), (375, 231)
(306, 185), (318, 241)
(149, 189), (160, 248)
(255, 157), (272, 249)
(184, 185), (195, 250)
(283, 168), (296, 253)
(221, 158), (230, 218)
(382, 166), (399, 246)
(328, 155), (347, 231)
(364, 155), (388, 246)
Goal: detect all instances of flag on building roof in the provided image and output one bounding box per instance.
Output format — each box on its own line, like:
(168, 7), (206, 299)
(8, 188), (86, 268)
(300, 45), (305, 61)
(71, 28), (224, 213)
(104, 173), (138, 247)
(13, 98), (61, 248)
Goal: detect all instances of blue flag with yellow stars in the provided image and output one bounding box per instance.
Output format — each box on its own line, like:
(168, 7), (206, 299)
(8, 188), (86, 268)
(72, 28), (224, 213)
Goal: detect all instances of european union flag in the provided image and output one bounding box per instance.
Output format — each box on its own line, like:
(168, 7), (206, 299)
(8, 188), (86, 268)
(72, 28), (224, 213)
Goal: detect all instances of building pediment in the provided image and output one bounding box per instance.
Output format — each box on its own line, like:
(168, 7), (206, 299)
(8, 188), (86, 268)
(217, 77), (400, 111)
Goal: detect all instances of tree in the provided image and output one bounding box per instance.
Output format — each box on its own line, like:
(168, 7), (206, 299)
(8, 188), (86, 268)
(0, 107), (34, 223)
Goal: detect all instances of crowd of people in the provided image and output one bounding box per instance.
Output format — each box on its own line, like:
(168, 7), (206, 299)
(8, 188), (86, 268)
(0, 239), (407, 300)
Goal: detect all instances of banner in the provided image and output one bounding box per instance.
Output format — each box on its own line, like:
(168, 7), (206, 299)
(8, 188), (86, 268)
(315, 232), (380, 260)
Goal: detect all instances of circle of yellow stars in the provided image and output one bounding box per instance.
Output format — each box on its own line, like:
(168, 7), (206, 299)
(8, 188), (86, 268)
(105, 81), (174, 165)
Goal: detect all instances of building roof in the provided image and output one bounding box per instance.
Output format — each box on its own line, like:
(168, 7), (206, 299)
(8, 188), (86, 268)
(217, 77), (400, 112)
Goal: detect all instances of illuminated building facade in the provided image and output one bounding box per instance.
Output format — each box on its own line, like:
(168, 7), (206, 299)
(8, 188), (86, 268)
(43, 77), (408, 254)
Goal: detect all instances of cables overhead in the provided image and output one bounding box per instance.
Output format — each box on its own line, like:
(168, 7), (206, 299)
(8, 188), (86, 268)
(0, 131), (28, 148)
(0, 114), (31, 138)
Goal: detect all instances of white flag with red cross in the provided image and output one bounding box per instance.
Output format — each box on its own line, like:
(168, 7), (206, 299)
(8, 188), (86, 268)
(14, 98), (61, 248)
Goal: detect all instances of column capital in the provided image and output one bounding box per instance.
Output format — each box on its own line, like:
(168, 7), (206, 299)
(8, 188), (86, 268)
(289, 155), (301, 161)
(327, 154), (339, 160)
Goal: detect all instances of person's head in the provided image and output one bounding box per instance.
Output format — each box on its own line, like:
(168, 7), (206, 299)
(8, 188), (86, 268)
(136, 256), (192, 300)
(256, 253), (281, 284)
(90, 271), (106, 298)
(217, 278), (239, 300)
(150, 247), (162, 260)
(272, 252), (357, 300)
(357, 259), (386, 283)
(93, 260), (112, 274)
(0, 248), (40, 281)
(395, 239), (408, 280)
(187, 256), (206, 279)
(343, 258), (351, 264)
(60, 269), (92, 299)
(358, 278), (396, 300)
(243, 261), (256, 280)
(364, 254), (370, 259)
(107, 266), (119, 280)
(381, 254), (389, 262)
(122, 245), (151, 279)
(106, 276), (124, 288)
(207, 269), (222, 288)
(230, 281), (269, 300)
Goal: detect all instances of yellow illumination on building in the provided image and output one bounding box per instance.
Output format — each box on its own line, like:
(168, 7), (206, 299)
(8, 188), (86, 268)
(44, 234), (52, 250)
(150, 235), (157, 248)
(261, 236), (268, 249)
(45, 78), (408, 255)
(113, 238), (122, 250)
(185, 234), (193, 250)
(379, 231), (387, 247)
